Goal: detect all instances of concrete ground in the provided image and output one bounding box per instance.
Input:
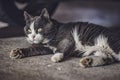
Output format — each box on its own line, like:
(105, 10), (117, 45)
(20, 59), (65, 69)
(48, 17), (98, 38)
(0, 37), (120, 80)
(0, 1), (120, 80)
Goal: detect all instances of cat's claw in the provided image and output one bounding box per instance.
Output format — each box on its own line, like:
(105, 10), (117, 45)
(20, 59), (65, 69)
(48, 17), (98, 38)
(51, 53), (63, 63)
(79, 57), (93, 68)
(10, 48), (24, 59)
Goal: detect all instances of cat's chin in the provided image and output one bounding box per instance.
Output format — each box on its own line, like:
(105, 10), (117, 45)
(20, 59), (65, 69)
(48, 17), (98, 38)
(33, 41), (40, 44)
(28, 41), (40, 44)
(27, 38), (41, 44)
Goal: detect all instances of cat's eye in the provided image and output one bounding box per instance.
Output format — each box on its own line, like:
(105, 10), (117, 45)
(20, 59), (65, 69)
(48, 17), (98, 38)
(28, 29), (31, 32)
(38, 28), (42, 32)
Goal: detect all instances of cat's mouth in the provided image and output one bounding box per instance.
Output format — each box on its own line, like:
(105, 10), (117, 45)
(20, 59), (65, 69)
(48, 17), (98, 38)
(27, 37), (50, 44)
(27, 37), (42, 44)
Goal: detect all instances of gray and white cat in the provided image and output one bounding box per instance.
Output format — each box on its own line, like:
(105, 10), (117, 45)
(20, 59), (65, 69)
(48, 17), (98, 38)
(10, 8), (120, 68)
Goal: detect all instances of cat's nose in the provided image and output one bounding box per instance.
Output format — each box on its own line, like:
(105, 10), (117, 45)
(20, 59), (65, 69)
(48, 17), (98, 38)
(32, 35), (35, 39)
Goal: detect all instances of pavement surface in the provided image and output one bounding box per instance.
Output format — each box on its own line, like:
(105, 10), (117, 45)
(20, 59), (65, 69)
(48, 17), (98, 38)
(0, 37), (120, 80)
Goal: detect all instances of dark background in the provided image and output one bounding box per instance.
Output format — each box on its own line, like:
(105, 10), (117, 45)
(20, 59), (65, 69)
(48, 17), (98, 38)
(0, 0), (120, 37)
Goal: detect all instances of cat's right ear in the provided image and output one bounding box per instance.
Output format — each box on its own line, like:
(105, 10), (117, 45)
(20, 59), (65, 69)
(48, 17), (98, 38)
(24, 11), (32, 23)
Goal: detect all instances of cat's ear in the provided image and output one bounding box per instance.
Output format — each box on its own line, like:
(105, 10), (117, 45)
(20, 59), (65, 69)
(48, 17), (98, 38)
(24, 11), (32, 23)
(40, 8), (50, 19)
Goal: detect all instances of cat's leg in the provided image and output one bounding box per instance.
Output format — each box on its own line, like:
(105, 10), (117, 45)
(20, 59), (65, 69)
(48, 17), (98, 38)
(10, 48), (25, 59)
(51, 39), (74, 62)
(10, 44), (53, 59)
(79, 51), (115, 68)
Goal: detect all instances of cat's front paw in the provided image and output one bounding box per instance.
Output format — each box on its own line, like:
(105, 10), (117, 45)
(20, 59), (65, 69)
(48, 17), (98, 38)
(79, 57), (93, 68)
(10, 48), (24, 59)
(51, 53), (64, 63)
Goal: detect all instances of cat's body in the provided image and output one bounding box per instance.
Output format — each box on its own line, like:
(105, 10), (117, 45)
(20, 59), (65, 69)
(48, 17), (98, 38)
(10, 8), (120, 67)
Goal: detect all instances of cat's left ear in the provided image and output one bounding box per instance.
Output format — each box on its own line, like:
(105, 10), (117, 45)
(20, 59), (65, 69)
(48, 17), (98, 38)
(40, 8), (50, 19)
(24, 11), (33, 24)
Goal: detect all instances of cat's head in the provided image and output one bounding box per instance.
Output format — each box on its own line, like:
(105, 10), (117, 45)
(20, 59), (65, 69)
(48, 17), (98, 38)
(24, 8), (56, 44)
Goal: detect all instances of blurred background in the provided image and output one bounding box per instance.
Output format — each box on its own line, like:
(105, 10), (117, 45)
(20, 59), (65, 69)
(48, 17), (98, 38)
(0, 0), (120, 38)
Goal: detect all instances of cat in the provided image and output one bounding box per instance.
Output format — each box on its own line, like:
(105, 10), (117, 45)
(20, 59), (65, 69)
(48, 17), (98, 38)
(10, 8), (120, 68)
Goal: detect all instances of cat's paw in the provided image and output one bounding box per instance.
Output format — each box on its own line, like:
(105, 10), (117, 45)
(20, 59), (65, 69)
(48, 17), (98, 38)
(79, 57), (93, 68)
(10, 48), (24, 59)
(51, 53), (64, 63)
